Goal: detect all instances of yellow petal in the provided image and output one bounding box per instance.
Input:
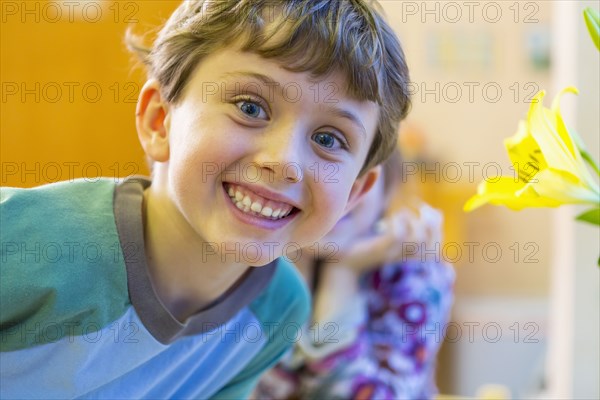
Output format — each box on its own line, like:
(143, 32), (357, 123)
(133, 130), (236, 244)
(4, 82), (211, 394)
(550, 87), (579, 158)
(532, 169), (600, 204)
(463, 177), (558, 211)
(504, 121), (546, 182)
(550, 87), (600, 191)
(527, 91), (581, 177)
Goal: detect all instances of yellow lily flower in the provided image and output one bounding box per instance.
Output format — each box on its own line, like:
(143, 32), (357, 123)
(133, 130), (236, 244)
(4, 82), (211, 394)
(464, 87), (600, 211)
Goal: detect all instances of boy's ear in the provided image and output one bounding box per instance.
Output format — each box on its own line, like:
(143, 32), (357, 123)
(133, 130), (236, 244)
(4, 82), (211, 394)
(136, 79), (170, 163)
(343, 165), (382, 214)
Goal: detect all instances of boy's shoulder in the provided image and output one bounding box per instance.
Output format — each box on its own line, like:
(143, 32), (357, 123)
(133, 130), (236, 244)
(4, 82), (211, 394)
(1, 178), (117, 223)
(1, 178), (121, 255)
(1, 178), (130, 351)
(249, 256), (311, 334)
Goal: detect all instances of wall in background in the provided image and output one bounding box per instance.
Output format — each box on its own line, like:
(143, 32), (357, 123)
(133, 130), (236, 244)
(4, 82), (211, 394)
(2, 1), (180, 187)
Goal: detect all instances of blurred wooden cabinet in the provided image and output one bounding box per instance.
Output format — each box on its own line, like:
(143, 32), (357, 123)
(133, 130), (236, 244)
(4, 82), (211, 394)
(1, 2), (179, 187)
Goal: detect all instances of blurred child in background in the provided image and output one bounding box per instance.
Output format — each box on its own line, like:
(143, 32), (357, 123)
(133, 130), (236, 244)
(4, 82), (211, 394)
(256, 150), (455, 400)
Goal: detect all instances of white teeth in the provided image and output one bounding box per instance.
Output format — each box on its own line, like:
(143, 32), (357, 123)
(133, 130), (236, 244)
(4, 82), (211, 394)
(250, 202), (262, 213)
(226, 184), (295, 220)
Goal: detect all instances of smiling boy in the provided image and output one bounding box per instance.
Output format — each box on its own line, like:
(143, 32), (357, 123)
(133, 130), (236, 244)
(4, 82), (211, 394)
(0, 0), (410, 398)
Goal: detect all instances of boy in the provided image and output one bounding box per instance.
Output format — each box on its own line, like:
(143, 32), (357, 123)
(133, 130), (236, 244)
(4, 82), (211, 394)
(0, 0), (410, 398)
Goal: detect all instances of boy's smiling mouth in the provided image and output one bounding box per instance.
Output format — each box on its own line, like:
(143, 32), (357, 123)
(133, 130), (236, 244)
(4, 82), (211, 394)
(223, 182), (299, 221)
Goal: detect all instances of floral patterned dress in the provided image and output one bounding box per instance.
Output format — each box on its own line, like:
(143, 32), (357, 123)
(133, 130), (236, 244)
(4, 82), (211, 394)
(253, 259), (455, 400)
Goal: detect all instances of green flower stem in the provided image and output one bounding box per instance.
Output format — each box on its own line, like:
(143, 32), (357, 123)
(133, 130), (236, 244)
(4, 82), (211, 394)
(580, 149), (600, 176)
(584, 8), (600, 51)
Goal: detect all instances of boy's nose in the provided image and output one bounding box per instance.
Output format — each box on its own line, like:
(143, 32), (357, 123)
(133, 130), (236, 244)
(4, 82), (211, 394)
(281, 163), (301, 183)
(253, 125), (305, 184)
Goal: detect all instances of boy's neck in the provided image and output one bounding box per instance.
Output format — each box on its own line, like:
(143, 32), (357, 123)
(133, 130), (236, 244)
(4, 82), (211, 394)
(292, 251), (315, 288)
(141, 187), (250, 323)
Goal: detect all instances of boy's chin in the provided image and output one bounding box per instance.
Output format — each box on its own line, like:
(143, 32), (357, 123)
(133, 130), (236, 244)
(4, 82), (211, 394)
(246, 261), (274, 268)
(209, 241), (288, 267)
(213, 252), (268, 267)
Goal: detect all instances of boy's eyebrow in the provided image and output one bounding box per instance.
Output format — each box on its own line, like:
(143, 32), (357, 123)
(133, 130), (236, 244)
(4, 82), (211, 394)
(219, 71), (280, 88)
(220, 71), (367, 141)
(324, 107), (367, 141)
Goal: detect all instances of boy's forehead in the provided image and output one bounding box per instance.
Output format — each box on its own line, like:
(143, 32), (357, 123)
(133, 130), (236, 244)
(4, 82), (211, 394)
(201, 43), (371, 105)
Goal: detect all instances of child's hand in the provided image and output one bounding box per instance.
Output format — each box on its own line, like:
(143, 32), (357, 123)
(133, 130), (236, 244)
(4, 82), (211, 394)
(381, 202), (444, 262)
(324, 203), (444, 273)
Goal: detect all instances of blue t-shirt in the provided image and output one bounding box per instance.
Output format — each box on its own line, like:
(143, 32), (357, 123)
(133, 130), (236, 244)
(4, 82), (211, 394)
(0, 178), (310, 399)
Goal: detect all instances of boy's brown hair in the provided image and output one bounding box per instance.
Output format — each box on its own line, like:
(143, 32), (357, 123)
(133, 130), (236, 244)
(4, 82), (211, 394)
(127, 0), (411, 174)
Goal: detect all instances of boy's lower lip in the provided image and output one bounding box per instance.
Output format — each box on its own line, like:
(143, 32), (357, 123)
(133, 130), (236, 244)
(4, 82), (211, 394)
(222, 184), (298, 230)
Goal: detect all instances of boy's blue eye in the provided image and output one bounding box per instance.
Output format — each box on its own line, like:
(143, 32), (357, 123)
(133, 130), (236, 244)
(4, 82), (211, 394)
(312, 132), (337, 149)
(240, 102), (259, 117)
(236, 100), (266, 119)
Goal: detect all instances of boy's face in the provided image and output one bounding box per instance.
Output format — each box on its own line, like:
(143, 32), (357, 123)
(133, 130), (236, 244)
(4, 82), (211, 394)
(138, 46), (380, 266)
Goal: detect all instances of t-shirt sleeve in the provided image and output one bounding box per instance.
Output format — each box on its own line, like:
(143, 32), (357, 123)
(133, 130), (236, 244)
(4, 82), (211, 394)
(0, 181), (129, 352)
(210, 258), (311, 400)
